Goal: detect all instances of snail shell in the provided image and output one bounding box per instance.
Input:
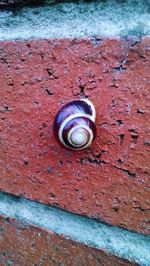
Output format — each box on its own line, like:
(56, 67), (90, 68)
(53, 99), (96, 150)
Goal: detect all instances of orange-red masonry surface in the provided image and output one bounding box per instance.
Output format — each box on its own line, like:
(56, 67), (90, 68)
(0, 38), (150, 235)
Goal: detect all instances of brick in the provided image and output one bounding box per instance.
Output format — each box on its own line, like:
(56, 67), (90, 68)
(0, 216), (137, 266)
(0, 39), (150, 235)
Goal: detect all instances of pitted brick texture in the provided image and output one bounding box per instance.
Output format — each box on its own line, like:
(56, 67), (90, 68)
(0, 216), (137, 266)
(0, 39), (150, 235)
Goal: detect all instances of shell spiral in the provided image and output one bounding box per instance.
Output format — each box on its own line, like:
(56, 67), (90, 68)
(53, 99), (96, 150)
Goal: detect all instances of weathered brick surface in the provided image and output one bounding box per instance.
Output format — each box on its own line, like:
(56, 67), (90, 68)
(0, 216), (137, 266)
(0, 39), (150, 234)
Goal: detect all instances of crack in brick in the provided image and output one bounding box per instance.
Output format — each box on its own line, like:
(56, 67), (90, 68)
(45, 88), (54, 96)
(132, 206), (150, 212)
(113, 165), (136, 178)
(78, 150), (108, 166)
(46, 68), (59, 79)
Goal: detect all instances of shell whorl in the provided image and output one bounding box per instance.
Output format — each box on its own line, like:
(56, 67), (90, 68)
(53, 99), (96, 150)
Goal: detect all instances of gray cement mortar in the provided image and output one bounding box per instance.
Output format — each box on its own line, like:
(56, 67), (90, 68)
(0, 0), (150, 40)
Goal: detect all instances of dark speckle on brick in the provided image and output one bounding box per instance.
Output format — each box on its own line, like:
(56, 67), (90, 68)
(47, 165), (53, 174)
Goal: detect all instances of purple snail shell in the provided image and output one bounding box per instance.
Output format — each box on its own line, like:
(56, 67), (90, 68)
(53, 99), (96, 150)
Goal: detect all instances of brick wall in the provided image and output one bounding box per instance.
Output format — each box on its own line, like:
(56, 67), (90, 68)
(1, 38), (150, 234)
(0, 1), (150, 265)
(1, 216), (137, 266)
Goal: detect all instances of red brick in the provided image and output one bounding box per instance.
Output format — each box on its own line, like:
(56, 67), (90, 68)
(0, 216), (137, 266)
(0, 39), (150, 235)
